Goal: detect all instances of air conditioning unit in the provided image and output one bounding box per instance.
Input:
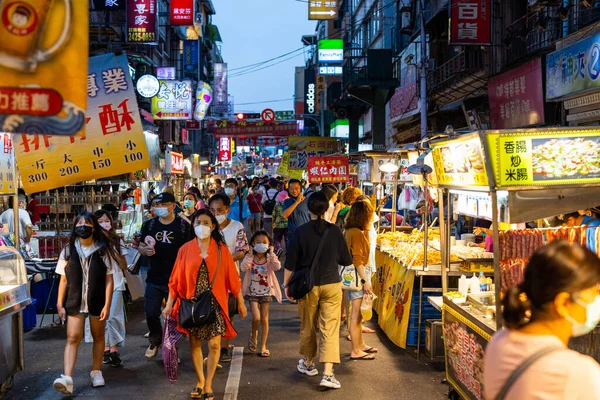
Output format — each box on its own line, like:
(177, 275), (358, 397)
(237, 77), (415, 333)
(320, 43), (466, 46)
(195, 13), (204, 25)
(400, 10), (413, 33)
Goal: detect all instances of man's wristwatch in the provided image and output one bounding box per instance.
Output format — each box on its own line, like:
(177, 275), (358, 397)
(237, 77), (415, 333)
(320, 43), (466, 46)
(360, 279), (366, 284)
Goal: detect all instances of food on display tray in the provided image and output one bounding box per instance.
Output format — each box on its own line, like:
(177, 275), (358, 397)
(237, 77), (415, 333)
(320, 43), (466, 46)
(532, 138), (600, 179)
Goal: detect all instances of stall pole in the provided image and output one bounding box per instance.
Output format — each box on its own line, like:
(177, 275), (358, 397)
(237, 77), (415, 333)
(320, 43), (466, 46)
(416, 175), (430, 360)
(11, 153), (19, 249)
(440, 188), (448, 294)
(491, 190), (503, 329)
(391, 172), (399, 232)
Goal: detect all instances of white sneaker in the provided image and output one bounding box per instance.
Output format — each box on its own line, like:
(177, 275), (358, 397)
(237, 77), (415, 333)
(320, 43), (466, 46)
(297, 359), (319, 376)
(320, 373), (341, 389)
(53, 375), (73, 395)
(144, 331), (150, 338)
(145, 344), (159, 359)
(90, 370), (105, 387)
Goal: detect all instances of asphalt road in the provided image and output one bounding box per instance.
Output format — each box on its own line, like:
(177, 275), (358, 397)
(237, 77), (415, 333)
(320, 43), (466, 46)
(6, 274), (449, 400)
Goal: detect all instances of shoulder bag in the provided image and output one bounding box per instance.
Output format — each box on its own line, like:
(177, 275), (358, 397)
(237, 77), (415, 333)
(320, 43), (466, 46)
(288, 227), (330, 299)
(340, 264), (362, 291)
(494, 346), (563, 400)
(178, 246), (221, 329)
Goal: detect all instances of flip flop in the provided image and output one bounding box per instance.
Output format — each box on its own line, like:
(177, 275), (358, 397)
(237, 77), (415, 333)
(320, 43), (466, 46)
(259, 349), (271, 357)
(362, 327), (376, 334)
(346, 335), (351, 341)
(363, 347), (378, 354)
(248, 337), (258, 353)
(350, 353), (376, 361)
(204, 392), (215, 400)
(190, 387), (203, 399)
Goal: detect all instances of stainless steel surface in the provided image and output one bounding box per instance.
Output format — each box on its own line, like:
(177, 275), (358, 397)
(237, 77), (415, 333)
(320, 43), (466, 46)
(491, 190), (503, 329)
(508, 187), (600, 223)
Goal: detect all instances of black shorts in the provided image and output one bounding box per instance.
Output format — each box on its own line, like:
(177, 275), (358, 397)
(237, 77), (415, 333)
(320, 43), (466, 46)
(228, 293), (238, 318)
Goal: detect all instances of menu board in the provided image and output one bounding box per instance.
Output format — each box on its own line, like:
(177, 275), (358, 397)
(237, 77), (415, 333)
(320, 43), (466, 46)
(432, 135), (489, 187)
(486, 130), (600, 187)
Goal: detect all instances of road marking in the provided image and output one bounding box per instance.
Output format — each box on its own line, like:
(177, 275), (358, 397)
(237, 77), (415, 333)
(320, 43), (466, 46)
(224, 347), (244, 400)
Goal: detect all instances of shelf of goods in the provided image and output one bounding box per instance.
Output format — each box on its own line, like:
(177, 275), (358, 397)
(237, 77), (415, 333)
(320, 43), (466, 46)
(427, 128), (600, 400)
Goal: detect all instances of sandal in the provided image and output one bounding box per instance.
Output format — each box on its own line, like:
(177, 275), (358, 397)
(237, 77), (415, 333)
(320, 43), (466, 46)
(204, 392), (215, 400)
(363, 347), (378, 354)
(362, 326), (376, 334)
(259, 349), (271, 357)
(190, 387), (203, 399)
(248, 336), (258, 353)
(350, 353), (376, 361)
(346, 335), (351, 341)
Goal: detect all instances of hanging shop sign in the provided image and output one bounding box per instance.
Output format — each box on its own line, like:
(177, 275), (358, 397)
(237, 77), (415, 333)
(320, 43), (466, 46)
(157, 67), (176, 80)
(136, 74), (160, 98)
(330, 119), (364, 139)
(431, 134), (489, 187)
(181, 128), (189, 145)
(546, 33), (600, 100)
(166, 150), (183, 174)
(14, 53), (150, 193)
(308, 0), (337, 20)
(126, 0), (157, 44)
(486, 129), (600, 188)
(318, 65), (343, 76)
(152, 80), (193, 120)
(0, 0), (88, 135)
(194, 81), (213, 121)
(236, 137), (287, 146)
(183, 40), (198, 80)
(488, 58), (544, 129)
(390, 37), (422, 122)
(304, 68), (316, 114)
(318, 39), (343, 62)
(0, 133), (14, 194)
(218, 137), (231, 162)
(277, 152), (304, 180)
(307, 156), (349, 183)
(94, 0), (126, 10)
(288, 136), (338, 169)
(170, 0), (194, 25)
(449, 0), (491, 46)
(213, 63), (228, 114)
(213, 120), (298, 138)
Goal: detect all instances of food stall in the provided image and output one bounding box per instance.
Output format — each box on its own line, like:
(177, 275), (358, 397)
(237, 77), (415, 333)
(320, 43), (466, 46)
(429, 128), (600, 400)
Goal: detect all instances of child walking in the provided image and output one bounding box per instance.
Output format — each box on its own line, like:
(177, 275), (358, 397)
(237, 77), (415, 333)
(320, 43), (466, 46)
(241, 231), (282, 357)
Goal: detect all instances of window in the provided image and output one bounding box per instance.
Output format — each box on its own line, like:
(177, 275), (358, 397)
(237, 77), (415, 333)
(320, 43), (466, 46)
(364, 1), (381, 45)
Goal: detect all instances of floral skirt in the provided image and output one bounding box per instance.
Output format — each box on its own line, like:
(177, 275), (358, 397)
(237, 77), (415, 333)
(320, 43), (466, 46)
(189, 260), (226, 340)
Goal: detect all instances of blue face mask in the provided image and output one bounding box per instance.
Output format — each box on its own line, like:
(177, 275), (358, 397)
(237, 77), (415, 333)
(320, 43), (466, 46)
(155, 207), (169, 218)
(184, 200), (195, 209)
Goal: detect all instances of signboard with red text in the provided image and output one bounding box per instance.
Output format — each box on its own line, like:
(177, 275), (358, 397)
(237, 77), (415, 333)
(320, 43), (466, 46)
(127, 0), (157, 44)
(307, 156), (349, 183)
(168, 151), (184, 174)
(170, 0), (194, 25)
(218, 137), (231, 162)
(449, 0), (491, 46)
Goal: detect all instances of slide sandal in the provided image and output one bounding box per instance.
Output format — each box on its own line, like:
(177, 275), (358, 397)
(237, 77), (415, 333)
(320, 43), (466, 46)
(350, 354), (376, 361)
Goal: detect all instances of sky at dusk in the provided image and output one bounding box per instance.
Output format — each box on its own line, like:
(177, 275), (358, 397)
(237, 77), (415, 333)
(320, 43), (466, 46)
(212, 0), (316, 114)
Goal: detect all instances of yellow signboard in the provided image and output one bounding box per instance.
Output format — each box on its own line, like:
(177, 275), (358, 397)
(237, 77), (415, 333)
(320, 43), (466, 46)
(277, 152), (304, 180)
(288, 136), (338, 169)
(15, 54), (149, 193)
(487, 129), (600, 187)
(432, 135), (488, 187)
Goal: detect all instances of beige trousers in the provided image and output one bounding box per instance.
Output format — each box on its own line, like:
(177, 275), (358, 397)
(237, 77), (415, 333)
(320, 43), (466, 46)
(298, 282), (342, 364)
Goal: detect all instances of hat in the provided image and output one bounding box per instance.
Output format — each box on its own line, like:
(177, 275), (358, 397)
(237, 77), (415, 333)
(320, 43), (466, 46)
(153, 192), (176, 204)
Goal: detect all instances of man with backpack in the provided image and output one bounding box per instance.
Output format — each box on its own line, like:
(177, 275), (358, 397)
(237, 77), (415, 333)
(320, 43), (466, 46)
(262, 178), (280, 235)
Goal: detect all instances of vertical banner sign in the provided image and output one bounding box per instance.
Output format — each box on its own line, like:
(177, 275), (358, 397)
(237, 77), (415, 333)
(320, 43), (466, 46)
(488, 58), (545, 129)
(152, 80), (193, 120)
(304, 68), (316, 115)
(0, 133), (14, 194)
(0, 0), (88, 135)
(183, 40), (198, 80)
(315, 72), (325, 113)
(170, 0), (194, 25)
(450, 0), (491, 45)
(213, 63), (229, 114)
(307, 156), (349, 183)
(127, 0), (157, 44)
(219, 137), (231, 162)
(167, 151), (183, 174)
(14, 53), (150, 193)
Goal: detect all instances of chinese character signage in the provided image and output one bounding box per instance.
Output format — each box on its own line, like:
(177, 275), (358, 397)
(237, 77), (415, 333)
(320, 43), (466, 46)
(449, 0), (491, 45)
(546, 33), (600, 100)
(127, 0), (157, 44)
(318, 66), (343, 75)
(489, 59), (544, 129)
(167, 151), (183, 174)
(277, 152), (304, 180)
(213, 63), (229, 114)
(213, 120), (298, 138)
(275, 110), (294, 120)
(14, 53), (150, 193)
(443, 302), (490, 400)
(486, 129), (600, 187)
(307, 156), (349, 183)
(183, 40), (198, 80)
(94, 0), (126, 10)
(308, 0), (338, 20)
(170, 0), (193, 25)
(0, 133), (14, 194)
(218, 137), (231, 162)
(288, 137), (338, 169)
(151, 80), (193, 120)
(157, 67), (176, 80)
(0, 0), (88, 136)
(237, 137), (287, 146)
(431, 134), (489, 187)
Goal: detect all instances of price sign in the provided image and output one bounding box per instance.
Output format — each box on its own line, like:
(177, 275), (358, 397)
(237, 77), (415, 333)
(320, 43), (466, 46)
(307, 156), (349, 183)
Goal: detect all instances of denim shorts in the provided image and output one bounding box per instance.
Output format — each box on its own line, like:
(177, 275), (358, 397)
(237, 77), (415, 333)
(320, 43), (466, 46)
(347, 289), (365, 301)
(250, 212), (262, 219)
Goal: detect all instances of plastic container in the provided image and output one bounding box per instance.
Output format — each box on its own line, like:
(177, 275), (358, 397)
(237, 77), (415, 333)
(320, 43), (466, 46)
(361, 294), (376, 321)
(23, 298), (37, 331)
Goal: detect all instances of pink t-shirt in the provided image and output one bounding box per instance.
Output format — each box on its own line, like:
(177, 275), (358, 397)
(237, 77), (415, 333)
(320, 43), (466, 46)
(483, 329), (600, 400)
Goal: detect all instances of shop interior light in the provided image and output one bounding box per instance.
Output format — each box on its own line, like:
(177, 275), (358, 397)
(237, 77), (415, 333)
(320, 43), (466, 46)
(199, 160), (209, 165)
(379, 160), (399, 173)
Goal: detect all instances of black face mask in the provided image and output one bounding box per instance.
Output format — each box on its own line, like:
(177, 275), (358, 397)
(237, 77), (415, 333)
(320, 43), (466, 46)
(74, 225), (93, 239)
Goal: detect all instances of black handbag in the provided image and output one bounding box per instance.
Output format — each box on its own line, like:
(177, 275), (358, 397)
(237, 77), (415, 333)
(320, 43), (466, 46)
(178, 248), (221, 329)
(288, 227), (330, 300)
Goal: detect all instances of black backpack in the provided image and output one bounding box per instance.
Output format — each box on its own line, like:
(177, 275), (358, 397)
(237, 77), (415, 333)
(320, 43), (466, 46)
(263, 191), (279, 216)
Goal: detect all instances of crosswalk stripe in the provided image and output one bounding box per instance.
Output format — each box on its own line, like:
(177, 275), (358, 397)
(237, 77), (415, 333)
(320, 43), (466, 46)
(223, 347), (244, 400)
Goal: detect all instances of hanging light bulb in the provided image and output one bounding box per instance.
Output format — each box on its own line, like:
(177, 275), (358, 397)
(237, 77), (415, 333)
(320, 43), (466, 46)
(379, 159), (399, 173)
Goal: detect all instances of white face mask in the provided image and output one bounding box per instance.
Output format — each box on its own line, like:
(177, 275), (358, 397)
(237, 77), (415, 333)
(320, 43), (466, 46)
(100, 222), (112, 231)
(155, 207), (169, 218)
(194, 225), (212, 240)
(225, 188), (236, 197)
(565, 295), (600, 337)
(215, 214), (227, 224)
(253, 243), (269, 254)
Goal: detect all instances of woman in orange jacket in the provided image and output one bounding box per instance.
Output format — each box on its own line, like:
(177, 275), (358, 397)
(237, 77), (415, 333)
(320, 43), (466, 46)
(163, 209), (247, 400)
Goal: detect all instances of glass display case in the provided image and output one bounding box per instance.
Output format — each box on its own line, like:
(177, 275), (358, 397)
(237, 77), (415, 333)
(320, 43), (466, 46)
(0, 247), (30, 392)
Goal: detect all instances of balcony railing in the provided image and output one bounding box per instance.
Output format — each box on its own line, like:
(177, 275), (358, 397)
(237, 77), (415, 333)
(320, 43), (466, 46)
(343, 50), (400, 89)
(427, 49), (486, 92)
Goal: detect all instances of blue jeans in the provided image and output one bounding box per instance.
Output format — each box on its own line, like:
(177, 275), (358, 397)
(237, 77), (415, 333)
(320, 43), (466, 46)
(145, 282), (169, 347)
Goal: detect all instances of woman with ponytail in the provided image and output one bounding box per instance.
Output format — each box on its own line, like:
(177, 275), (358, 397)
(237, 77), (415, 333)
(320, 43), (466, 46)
(484, 241), (600, 399)
(283, 191), (353, 390)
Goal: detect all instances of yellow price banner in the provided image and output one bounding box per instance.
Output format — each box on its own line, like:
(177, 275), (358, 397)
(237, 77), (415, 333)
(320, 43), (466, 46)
(486, 129), (600, 187)
(431, 135), (488, 187)
(277, 152), (303, 180)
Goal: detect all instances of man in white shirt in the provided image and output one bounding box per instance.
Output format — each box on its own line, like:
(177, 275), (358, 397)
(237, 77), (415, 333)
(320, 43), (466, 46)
(0, 195), (33, 243)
